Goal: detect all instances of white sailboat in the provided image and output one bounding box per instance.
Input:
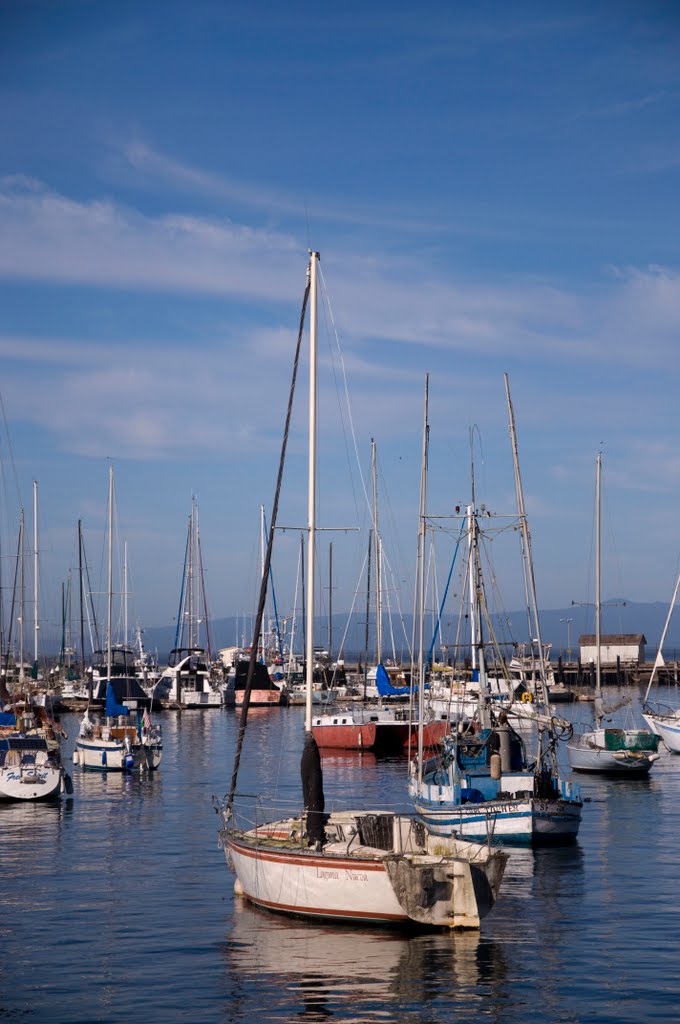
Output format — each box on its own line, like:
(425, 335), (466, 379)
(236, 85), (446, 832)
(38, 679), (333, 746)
(566, 453), (660, 774)
(0, 703), (71, 801)
(217, 252), (507, 928)
(153, 498), (222, 708)
(641, 571), (680, 752)
(74, 467), (162, 772)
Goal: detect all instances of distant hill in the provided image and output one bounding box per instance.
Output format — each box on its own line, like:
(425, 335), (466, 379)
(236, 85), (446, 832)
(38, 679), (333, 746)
(34, 598), (680, 663)
(134, 599), (680, 664)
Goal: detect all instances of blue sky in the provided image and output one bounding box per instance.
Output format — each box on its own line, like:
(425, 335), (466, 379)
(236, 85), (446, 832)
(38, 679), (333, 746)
(2, 1), (680, 650)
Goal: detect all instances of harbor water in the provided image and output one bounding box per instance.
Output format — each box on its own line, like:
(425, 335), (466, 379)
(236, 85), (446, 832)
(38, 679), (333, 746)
(2, 690), (679, 1023)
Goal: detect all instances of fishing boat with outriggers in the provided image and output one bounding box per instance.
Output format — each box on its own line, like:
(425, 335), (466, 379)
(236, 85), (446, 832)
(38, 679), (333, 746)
(216, 252), (508, 928)
(409, 376), (581, 845)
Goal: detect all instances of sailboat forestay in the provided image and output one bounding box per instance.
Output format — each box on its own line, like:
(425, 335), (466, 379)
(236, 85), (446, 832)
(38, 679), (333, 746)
(216, 252), (507, 928)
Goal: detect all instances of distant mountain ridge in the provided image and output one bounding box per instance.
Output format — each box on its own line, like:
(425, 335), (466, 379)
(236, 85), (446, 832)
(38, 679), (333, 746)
(133, 599), (680, 664)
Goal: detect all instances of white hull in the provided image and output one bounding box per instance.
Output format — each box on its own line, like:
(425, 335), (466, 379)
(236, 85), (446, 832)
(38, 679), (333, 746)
(75, 736), (162, 771)
(180, 687), (222, 708)
(567, 728), (659, 774)
(411, 764), (581, 845)
(413, 794), (581, 844)
(220, 810), (507, 929)
(0, 762), (63, 801)
(642, 711), (680, 753)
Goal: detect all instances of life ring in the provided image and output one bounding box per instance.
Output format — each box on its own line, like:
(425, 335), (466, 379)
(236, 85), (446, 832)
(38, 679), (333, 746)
(521, 691), (533, 703)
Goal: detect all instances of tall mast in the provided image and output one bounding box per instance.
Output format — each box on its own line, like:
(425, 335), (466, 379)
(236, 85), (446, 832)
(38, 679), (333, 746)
(504, 374), (550, 708)
(470, 502), (491, 727)
(66, 570), (73, 667)
(328, 542), (333, 661)
(305, 251), (319, 733)
(18, 509), (25, 685)
(371, 439), (382, 664)
(416, 375), (429, 782)
(260, 503), (266, 660)
(78, 519), (86, 681)
(107, 465), (113, 686)
(33, 480), (38, 667)
(363, 528), (372, 699)
(60, 582), (66, 666)
(188, 501), (196, 648)
(193, 498), (201, 649)
(123, 540), (128, 647)
(595, 451), (602, 710)
(468, 432), (477, 672)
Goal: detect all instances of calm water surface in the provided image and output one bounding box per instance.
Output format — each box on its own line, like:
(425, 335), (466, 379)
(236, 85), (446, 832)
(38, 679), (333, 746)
(1, 690), (679, 1023)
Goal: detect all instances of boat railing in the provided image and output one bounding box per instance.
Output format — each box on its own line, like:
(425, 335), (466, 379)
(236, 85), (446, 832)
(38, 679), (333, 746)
(643, 699), (678, 718)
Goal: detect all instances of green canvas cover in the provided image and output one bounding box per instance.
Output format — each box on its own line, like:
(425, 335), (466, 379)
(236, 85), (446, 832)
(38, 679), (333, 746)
(604, 729), (659, 752)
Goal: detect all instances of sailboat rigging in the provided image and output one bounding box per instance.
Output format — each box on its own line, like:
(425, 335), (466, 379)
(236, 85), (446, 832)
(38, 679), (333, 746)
(566, 453), (660, 774)
(216, 251), (507, 928)
(640, 570), (680, 751)
(152, 498), (222, 708)
(74, 466), (162, 772)
(409, 375), (583, 844)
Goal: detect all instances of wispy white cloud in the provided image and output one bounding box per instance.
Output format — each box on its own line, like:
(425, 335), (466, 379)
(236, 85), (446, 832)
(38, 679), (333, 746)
(1, 177), (680, 472)
(0, 175), (301, 301)
(122, 141), (302, 216)
(571, 90), (669, 121)
(116, 141), (465, 236)
(2, 177), (680, 371)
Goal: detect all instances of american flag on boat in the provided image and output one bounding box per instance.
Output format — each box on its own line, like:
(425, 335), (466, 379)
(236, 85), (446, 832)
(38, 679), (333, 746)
(143, 708), (151, 730)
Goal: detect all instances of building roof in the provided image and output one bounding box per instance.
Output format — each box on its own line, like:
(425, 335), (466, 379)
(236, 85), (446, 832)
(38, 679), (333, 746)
(578, 633), (647, 645)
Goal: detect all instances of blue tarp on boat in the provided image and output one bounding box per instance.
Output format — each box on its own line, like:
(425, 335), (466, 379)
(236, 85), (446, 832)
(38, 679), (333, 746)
(375, 663), (410, 697)
(106, 684), (130, 718)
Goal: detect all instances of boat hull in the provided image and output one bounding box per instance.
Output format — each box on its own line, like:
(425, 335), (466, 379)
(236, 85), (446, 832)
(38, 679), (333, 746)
(220, 812), (506, 929)
(312, 721), (378, 750)
(0, 763), (63, 801)
(642, 712), (680, 753)
(234, 689), (283, 708)
(74, 737), (162, 771)
(567, 728), (659, 775)
(413, 795), (581, 845)
(312, 716), (447, 752)
(181, 688), (222, 708)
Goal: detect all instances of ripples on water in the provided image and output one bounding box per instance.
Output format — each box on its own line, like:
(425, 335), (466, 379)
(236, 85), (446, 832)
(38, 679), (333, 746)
(1, 690), (679, 1023)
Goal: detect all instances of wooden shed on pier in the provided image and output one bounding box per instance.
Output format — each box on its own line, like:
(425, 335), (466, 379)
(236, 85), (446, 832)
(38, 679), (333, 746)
(579, 633), (646, 667)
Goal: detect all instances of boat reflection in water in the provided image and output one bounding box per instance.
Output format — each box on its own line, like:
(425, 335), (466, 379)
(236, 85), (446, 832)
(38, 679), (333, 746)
(224, 899), (509, 1022)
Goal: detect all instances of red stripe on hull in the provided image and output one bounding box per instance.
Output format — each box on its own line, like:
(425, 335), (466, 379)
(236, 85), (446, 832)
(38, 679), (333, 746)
(241, 893), (407, 923)
(227, 836), (386, 871)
